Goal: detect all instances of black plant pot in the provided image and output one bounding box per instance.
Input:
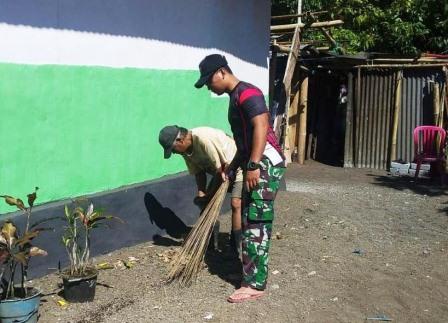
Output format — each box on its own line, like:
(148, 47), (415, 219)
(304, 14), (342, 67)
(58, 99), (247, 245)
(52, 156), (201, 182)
(62, 268), (98, 303)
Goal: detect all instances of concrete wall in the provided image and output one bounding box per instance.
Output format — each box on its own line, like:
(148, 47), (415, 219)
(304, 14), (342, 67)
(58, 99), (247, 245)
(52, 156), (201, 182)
(0, 0), (271, 214)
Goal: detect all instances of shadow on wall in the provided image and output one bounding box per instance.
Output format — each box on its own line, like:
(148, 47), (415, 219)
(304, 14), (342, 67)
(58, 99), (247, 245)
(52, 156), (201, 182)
(0, 0), (270, 68)
(144, 192), (190, 246)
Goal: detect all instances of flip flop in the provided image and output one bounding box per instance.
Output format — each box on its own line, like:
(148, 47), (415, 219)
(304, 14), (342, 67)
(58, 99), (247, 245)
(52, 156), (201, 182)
(227, 291), (265, 303)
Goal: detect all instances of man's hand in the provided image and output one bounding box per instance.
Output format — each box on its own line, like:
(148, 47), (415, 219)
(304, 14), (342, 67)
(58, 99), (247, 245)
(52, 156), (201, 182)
(245, 169), (260, 191)
(220, 163), (236, 182)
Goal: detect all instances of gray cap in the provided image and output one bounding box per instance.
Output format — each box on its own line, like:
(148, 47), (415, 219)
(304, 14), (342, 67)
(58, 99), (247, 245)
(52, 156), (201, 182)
(158, 125), (180, 159)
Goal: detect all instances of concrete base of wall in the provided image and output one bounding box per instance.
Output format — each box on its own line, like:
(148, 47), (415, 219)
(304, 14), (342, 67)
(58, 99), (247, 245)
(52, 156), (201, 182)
(3, 172), (285, 278)
(4, 173), (206, 278)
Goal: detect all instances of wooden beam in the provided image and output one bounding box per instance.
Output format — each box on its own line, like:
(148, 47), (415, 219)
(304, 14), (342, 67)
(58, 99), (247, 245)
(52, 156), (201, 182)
(270, 20), (344, 31)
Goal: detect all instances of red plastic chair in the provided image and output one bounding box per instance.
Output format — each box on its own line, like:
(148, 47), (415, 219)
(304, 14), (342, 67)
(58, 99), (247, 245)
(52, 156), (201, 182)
(413, 126), (446, 180)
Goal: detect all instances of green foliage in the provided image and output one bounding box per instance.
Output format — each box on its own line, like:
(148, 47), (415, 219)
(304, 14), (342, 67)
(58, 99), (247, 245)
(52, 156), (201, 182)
(272, 0), (448, 54)
(62, 200), (122, 277)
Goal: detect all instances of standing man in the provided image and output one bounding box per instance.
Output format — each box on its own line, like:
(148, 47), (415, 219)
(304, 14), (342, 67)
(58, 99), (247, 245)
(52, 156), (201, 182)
(158, 125), (243, 255)
(195, 54), (285, 303)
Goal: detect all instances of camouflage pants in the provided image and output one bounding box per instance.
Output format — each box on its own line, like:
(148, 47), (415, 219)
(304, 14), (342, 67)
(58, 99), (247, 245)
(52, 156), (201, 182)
(241, 158), (285, 290)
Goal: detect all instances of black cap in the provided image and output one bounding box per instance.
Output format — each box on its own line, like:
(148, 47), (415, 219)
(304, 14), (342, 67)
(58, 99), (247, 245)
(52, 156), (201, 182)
(158, 125), (180, 159)
(194, 54), (228, 88)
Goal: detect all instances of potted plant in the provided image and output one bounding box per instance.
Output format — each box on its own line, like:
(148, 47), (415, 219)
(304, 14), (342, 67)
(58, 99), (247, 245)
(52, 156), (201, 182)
(61, 200), (120, 303)
(0, 188), (50, 323)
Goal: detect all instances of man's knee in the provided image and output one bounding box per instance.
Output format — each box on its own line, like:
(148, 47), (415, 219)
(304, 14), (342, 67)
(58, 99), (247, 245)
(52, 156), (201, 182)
(231, 197), (241, 211)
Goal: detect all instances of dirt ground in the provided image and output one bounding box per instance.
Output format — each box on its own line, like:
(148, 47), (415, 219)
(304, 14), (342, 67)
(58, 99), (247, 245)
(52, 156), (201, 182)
(34, 161), (448, 323)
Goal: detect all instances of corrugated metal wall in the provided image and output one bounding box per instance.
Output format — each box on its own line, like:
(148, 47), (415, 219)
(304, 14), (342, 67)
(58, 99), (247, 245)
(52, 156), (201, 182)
(352, 66), (446, 169)
(354, 69), (396, 169)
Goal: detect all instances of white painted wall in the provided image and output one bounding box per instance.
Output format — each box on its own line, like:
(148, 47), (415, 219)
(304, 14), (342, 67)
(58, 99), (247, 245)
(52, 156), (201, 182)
(0, 0), (270, 92)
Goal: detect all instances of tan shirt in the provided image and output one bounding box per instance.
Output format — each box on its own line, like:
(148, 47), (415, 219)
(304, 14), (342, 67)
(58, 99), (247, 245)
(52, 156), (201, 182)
(182, 127), (237, 175)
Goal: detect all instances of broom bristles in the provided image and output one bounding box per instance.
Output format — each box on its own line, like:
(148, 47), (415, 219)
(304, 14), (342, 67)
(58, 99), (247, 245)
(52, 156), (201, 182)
(167, 180), (229, 285)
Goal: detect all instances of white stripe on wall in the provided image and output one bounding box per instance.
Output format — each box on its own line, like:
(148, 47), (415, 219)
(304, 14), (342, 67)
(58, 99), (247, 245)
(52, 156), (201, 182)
(0, 23), (269, 93)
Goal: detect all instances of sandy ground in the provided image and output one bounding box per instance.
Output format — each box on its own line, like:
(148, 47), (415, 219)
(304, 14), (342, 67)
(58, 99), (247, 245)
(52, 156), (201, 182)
(34, 161), (448, 323)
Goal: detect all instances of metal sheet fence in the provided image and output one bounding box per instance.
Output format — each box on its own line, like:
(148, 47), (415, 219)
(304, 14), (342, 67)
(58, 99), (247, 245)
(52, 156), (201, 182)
(352, 67), (446, 169)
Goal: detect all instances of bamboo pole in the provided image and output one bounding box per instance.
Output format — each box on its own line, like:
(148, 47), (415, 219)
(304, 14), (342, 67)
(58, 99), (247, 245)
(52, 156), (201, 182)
(308, 13), (344, 54)
(270, 20), (344, 31)
(439, 84), (445, 128)
(444, 67), (448, 122)
(269, 49), (278, 110)
(297, 76), (309, 164)
(344, 72), (354, 168)
(432, 82), (443, 155)
(433, 82), (440, 126)
(274, 23), (301, 163)
(390, 70), (403, 163)
(355, 63), (448, 69)
(271, 44), (329, 53)
(371, 58), (448, 63)
(271, 11), (328, 21)
(288, 88), (301, 162)
(354, 68), (362, 167)
(271, 44), (292, 54)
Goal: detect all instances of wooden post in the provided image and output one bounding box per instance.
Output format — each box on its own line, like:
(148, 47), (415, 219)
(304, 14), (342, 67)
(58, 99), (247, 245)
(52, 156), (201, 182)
(297, 76), (308, 164)
(390, 70), (403, 163)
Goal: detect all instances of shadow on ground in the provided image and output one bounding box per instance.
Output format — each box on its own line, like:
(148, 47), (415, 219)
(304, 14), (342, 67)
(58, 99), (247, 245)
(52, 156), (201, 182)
(204, 232), (242, 289)
(370, 173), (448, 216)
(144, 192), (241, 287)
(369, 174), (448, 197)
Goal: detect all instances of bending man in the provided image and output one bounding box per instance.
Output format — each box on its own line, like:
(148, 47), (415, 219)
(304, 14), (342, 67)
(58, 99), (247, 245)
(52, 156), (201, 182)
(158, 125), (243, 254)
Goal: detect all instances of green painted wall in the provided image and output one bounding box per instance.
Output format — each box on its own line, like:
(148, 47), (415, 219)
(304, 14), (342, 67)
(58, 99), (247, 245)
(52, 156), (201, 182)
(0, 63), (230, 214)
